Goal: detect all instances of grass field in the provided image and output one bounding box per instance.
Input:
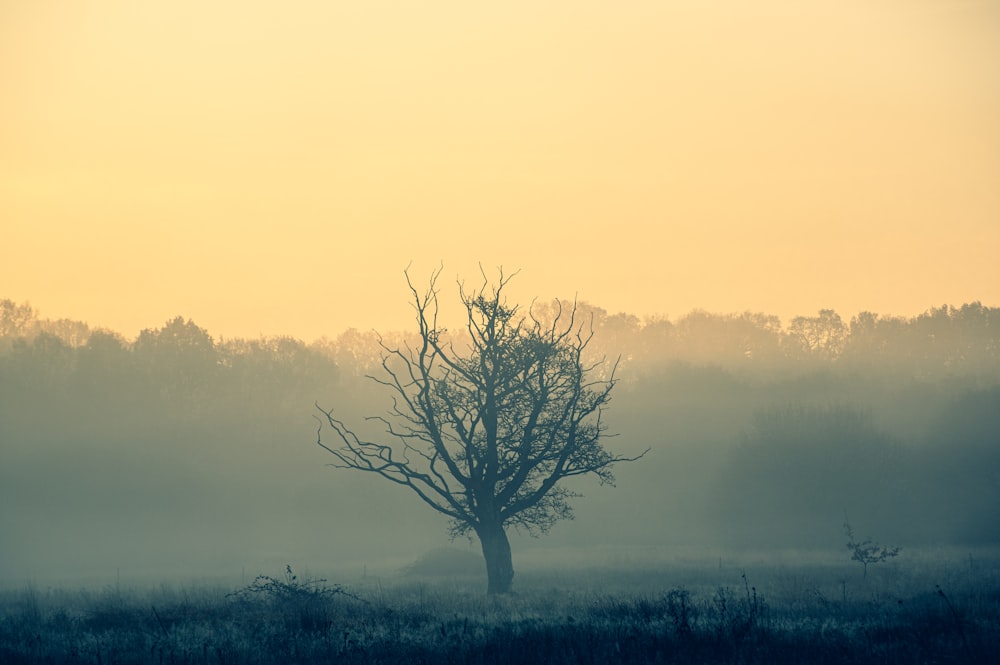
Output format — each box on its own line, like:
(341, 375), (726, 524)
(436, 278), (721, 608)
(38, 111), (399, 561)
(2, 547), (998, 664)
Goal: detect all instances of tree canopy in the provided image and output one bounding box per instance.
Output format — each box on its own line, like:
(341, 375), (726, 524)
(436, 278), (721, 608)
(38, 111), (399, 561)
(317, 268), (645, 593)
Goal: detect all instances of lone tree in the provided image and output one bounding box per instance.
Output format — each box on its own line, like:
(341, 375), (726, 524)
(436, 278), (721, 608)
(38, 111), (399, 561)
(843, 519), (901, 578)
(317, 268), (645, 594)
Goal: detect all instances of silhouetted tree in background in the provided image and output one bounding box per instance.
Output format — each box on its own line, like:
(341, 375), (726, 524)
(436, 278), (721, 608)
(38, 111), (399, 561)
(0, 299), (37, 343)
(788, 309), (848, 359)
(133, 316), (218, 405)
(317, 268), (645, 593)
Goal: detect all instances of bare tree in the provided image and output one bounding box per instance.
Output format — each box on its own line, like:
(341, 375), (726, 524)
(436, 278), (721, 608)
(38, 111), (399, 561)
(843, 519), (901, 578)
(316, 267), (646, 594)
(787, 309), (848, 360)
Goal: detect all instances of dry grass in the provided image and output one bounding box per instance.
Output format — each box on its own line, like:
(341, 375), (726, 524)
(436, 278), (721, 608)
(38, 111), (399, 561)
(2, 550), (998, 664)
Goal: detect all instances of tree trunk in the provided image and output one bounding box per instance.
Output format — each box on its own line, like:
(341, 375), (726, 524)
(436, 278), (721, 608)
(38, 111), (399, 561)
(477, 521), (514, 594)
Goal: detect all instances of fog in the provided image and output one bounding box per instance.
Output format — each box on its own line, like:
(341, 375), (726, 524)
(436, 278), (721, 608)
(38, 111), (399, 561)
(1, 299), (998, 589)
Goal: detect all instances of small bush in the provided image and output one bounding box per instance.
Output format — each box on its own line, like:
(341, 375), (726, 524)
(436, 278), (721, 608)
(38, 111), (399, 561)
(227, 565), (361, 633)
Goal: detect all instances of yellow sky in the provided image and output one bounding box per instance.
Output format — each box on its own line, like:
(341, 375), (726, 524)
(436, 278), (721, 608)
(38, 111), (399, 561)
(2, 0), (998, 341)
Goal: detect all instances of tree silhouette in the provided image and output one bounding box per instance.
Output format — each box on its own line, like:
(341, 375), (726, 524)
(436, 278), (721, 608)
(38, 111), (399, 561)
(843, 519), (901, 578)
(788, 309), (847, 359)
(316, 268), (645, 594)
(0, 299), (37, 339)
(133, 316), (218, 404)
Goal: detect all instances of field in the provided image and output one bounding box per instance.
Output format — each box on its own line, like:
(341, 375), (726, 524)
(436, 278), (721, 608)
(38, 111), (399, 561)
(2, 548), (998, 664)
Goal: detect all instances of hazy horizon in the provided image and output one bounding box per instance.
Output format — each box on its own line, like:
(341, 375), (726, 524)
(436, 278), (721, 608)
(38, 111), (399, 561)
(3, 291), (998, 591)
(7, 289), (1000, 344)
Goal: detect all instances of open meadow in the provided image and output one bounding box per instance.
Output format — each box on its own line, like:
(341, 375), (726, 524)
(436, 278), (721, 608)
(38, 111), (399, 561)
(2, 547), (997, 664)
(5, 1), (999, 661)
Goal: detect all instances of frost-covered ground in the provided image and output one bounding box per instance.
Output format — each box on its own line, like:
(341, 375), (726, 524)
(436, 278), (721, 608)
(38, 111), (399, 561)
(2, 547), (997, 664)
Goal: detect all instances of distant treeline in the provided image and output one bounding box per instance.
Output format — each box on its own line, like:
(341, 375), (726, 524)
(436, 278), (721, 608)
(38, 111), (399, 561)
(2, 298), (998, 381)
(0, 298), (998, 578)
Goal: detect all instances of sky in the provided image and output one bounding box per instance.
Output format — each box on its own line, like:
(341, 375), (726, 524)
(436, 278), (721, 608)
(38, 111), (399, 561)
(2, 0), (998, 341)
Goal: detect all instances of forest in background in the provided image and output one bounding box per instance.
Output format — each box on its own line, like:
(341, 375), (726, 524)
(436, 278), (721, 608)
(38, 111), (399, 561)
(1, 298), (998, 585)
